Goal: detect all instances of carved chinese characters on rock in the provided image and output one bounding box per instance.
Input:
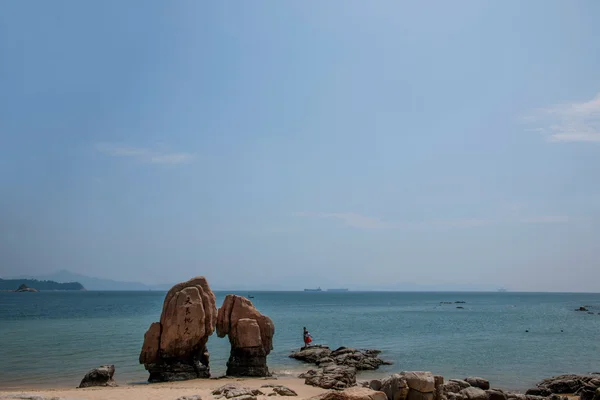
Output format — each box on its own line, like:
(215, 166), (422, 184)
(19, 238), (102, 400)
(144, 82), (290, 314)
(139, 276), (217, 382)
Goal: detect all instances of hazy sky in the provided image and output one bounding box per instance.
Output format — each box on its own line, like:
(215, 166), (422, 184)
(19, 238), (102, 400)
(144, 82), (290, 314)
(1, 1), (599, 291)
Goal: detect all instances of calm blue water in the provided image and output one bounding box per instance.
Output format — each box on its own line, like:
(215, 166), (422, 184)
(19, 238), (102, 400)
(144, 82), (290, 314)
(1, 291), (599, 390)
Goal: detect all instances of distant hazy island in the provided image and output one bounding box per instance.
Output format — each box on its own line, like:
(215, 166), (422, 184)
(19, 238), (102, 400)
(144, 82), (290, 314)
(0, 278), (85, 291)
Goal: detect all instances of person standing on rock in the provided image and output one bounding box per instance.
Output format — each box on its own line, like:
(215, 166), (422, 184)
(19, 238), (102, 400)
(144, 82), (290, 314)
(303, 327), (312, 349)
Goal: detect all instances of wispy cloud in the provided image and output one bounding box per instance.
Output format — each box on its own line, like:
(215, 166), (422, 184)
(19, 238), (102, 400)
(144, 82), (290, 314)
(520, 215), (570, 224)
(524, 92), (600, 143)
(95, 143), (193, 164)
(293, 212), (493, 230)
(294, 212), (571, 229)
(293, 212), (391, 229)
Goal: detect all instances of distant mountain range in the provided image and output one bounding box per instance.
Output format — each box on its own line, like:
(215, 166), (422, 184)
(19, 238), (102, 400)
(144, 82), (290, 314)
(6, 270), (173, 291)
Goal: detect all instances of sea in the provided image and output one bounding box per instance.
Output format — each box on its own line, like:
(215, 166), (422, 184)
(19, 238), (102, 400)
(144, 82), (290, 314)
(1, 291), (599, 391)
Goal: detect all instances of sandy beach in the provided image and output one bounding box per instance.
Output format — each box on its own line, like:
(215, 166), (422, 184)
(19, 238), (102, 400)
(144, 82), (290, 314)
(0, 377), (327, 400)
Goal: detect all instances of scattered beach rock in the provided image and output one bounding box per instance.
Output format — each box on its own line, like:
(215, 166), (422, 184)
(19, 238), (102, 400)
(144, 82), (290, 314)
(139, 277), (218, 382)
(444, 380), (471, 394)
(301, 364), (357, 390)
(216, 294), (275, 377)
(404, 371), (436, 393)
(176, 396), (202, 400)
(524, 389), (551, 397)
(577, 307), (589, 311)
(379, 374), (409, 400)
(290, 346), (391, 371)
(464, 378), (490, 391)
(77, 364), (117, 388)
(212, 383), (263, 399)
(486, 389), (507, 400)
(310, 387), (387, 400)
(273, 386), (298, 396)
(460, 387), (488, 400)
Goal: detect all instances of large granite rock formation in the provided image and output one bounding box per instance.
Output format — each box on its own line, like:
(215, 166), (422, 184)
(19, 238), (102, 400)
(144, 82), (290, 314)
(139, 277), (217, 382)
(217, 294), (275, 377)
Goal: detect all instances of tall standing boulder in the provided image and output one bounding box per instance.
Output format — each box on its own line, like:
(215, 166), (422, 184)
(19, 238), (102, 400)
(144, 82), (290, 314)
(217, 294), (275, 377)
(139, 277), (217, 382)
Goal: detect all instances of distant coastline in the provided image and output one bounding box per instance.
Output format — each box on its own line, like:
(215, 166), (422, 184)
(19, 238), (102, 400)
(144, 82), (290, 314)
(0, 278), (85, 291)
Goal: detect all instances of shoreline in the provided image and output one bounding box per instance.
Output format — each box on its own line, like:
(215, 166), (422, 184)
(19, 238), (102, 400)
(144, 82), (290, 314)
(0, 377), (328, 400)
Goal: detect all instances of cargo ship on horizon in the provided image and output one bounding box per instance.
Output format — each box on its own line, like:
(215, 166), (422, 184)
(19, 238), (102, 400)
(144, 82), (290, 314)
(303, 287), (322, 292)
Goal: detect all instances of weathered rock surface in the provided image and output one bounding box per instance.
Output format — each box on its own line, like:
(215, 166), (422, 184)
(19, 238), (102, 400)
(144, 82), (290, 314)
(176, 396), (202, 400)
(139, 277), (218, 382)
(460, 387), (489, 400)
(310, 387), (388, 400)
(444, 380), (471, 394)
(578, 383), (600, 400)
(290, 346), (391, 371)
(273, 386), (299, 396)
(485, 389), (507, 400)
(78, 365), (117, 388)
(363, 371), (443, 400)
(379, 374), (409, 400)
(534, 375), (599, 394)
(301, 364), (357, 390)
(404, 371), (436, 393)
(212, 383), (264, 399)
(217, 295), (275, 377)
(524, 389), (551, 397)
(464, 378), (490, 391)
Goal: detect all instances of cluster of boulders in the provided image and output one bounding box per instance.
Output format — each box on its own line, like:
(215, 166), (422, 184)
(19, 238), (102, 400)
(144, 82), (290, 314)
(138, 277), (274, 382)
(527, 375), (600, 400)
(209, 383), (298, 400)
(348, 373), (600, 400)
(290, 346), (392, 390)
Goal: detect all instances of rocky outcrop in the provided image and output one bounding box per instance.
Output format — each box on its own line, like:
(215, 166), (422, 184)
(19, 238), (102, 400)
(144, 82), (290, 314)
(301, 364), (357, 390)
(464, 378), (490, 391)
(139, 277), (218, 382)
(362, 371), (443, 400)
(217, 295), (275, 377)
(212, 383), (264, 399)
(78, 364), (117, 388)
(533, 375), (600, 394)
(460, 387), (488, 400)
(310, 387), (388, 400)
(290, 346), (391, 371)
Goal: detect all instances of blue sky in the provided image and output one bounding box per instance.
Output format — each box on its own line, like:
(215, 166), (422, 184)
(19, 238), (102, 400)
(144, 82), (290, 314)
(1, 1), (599, 291)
